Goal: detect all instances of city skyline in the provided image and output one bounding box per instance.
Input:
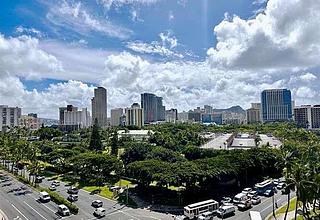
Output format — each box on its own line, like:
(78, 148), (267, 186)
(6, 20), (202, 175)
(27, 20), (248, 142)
(0, 0), (320, 119)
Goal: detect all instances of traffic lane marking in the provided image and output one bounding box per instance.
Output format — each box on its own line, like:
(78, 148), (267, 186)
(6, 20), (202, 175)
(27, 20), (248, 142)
(11, 204), (30, 220)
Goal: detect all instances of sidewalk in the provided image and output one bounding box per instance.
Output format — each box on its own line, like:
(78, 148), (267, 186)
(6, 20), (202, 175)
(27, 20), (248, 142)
(268, 210), (295, 220)
(0, 209), (9, 220)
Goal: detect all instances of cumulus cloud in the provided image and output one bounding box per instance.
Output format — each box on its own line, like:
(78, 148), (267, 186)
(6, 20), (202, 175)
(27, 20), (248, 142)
(46, 0), (132, 39)
(207, 0), (320, 70)
(296, 86), (316, 98)
(299, 72), (317, 82)
(0, 34), (62, 80)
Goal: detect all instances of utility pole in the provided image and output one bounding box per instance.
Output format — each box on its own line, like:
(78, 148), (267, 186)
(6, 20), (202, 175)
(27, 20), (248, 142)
(126, 185), (129, 204)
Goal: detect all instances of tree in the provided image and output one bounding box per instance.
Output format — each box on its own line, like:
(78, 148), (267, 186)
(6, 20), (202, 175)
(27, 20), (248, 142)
(111, 130), (118, 156)
(89, 118), (103, 151)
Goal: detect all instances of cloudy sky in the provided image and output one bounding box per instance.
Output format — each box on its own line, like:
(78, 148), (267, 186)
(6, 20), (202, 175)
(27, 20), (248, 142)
(0, 0), (319, 119)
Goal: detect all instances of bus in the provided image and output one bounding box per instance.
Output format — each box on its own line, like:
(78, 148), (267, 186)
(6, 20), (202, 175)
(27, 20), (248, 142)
(255, 179), (274, 195)
(184, 199), (219, 219)
(249, 211), (262, 220)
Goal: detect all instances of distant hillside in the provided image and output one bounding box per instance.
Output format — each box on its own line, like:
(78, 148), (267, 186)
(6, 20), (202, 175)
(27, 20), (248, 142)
(213, 105), (245, 114)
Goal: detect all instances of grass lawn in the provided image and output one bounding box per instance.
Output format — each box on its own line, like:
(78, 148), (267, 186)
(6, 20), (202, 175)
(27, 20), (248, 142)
(82, 186), (114, 199)
(115, 179), (134, 188)
(276, 197), (297, 215)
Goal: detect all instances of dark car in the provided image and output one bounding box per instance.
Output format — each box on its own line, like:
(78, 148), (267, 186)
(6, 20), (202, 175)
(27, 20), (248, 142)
(91, 200), (103, 208)
(67, 194), (78, 202)
(264, 189), (274, 197)
(67, 186), (79, 194)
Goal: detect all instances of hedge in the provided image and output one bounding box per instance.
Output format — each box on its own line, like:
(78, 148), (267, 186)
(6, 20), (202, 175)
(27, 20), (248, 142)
(38, 187), (79, 214)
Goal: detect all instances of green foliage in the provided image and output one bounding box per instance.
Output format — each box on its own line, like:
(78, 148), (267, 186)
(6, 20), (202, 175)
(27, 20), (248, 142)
(89, 118), (103, 151)
(121, 142), (153, 166)
(35, 127), (62, 140)
(38, 187), (79, 214)
(111, 131), (119, 156)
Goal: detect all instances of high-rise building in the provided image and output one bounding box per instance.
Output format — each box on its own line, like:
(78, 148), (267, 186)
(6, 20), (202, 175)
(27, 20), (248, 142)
(188, 111), (201, 122)
(261, 89), (292, 122)
(64, 108), (91, 130)
(177, 111), (189, 122)
(204, 105), (213, 114)
(165, 109), (178, 123)
(0, 105), (21, 131)
(92, 87), (107, 127)
(125, 103), (144, 128)
(246, 103), (261, 124)
(294, 105), (320, 129)
(110, 108), (123, 127)
(141, 93), (165, 123)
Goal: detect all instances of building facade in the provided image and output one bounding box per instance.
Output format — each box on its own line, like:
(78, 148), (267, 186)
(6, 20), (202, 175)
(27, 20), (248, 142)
(125, 103), (144, 128)
(0, 105), (22, 131)
(19, 115), (41, 130)
(92, 87), (107, 127)
(246, 103), (261, 124)
(261, 89), (292, 122)
(110, 108), (123, 127)
(141, 93), (165, 124)
(165, 109), (178, 123)
(294, 105), (320, 129)
(63, 108), (91, 129)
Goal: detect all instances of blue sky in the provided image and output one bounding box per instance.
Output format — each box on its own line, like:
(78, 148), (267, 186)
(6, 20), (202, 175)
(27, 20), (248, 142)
(0, 0), (319, 118)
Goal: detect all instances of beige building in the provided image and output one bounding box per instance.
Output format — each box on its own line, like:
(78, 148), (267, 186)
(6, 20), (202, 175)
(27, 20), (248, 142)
(246, 103), (261, 124)
(0, 105), (21, 131)
(19, 115), (41, 130)
(125, 103), (144, 128)
(110, 108), (123, 126)
(91, 87), (107, 127)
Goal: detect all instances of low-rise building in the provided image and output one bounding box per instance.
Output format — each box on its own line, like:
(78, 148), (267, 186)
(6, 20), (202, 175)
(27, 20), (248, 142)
(19, 115), (41, 130)
(117, 130), (154, 141)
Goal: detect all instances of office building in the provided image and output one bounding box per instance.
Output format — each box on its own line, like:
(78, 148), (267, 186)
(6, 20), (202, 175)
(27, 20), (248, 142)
(246, 103), (261, 124)
(63, 107), (91, 130)
(0, 105), (22, 131)
(141, 93), (165, 124)
(165, 109), (178, 123)
(92, 87), (107, 127)
(188, 111), (201, 122)
(125, 103), (144, 128)
(177, 111), (189, 122)
(204, 105), (213, 114)
(110, 108), (123, 127)
(294, 105), (320, 129)
(19, 115), (41, 130)
(261, 89), (292, 122)
(222, 112), (246, 125)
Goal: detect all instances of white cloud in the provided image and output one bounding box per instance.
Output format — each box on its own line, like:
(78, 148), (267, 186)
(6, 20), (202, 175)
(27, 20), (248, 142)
(296, 86), (316, 98)
(299, 72), (317, 82)
(126, 32), (182, 58)
(207, 0), (320, 70)
(46, 0), (132, 39)
(16, 26), (44, 38)
(168, 11), (175, 21)
(0, 34), (62, 80)
(99, 0), (159, 10)
(131, 9), (144, 22)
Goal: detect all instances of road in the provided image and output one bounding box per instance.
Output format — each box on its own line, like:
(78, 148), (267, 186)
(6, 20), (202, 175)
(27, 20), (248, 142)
(1, 164), (293, 220)
(0, 170), (60, 220)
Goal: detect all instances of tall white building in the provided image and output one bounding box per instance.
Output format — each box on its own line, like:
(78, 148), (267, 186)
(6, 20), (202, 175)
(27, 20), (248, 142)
(92, 87), (107, 127)
(64, 108), (91, 129)
(165, 109), (178, 123)
(110, 108), (123, 126)
(0, 105), (21, 131)
(125, 103), (144, 128)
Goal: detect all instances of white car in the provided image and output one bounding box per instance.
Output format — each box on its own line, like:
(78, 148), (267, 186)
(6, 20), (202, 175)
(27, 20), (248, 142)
(49, 185), (56, 191)
(277, 183), (286, 190)
(94, 207), (106, 217)
(251, 196), (261, 205)
(242, 188), (253, 195)
(57, 204), (70, 216)
(248, 191), (258, 198)
(39, 191), (51, 202)
(216, 205), (236, 218)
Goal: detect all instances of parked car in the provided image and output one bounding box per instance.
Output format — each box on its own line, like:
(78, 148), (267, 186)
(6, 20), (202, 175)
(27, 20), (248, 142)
(216, 205), (235, 218)
(39, 191), (51, 202)
(242, 188), (253, 195)
(251, 196), (261, 205)
(237, 200), (252, 211)
(92, 200), (103, 208)
(248, 191), (258, 198)
(94, 207), (106, 217)
(49, 185), (56, 191)
(53, 180), (60, 186)
(221, 197), (233, 205)
(273, 179), (279, 186)
(198, 211), (213, 220)
(67, 186), (79, 194)
(35, 176), (43, 183)
(264, 189), (274, 197)
(67, 194), (78, 202)
(57, 204), (70, 216)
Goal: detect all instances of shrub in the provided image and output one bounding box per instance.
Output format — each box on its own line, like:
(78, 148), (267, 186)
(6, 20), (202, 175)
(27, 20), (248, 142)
(38, 187), (79, 214)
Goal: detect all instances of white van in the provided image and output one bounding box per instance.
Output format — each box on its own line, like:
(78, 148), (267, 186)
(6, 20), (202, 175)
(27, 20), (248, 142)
(233, 193), (248, 204)
(39, 191), (51, 202)
(198, 211), (213, 220)
(216, 205), (235, 218)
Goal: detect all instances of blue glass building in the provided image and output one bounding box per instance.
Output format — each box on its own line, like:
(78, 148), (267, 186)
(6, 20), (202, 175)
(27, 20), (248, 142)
(261, 89), (292, 122)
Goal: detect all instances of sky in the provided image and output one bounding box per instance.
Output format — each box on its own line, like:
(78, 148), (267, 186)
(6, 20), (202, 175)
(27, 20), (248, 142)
(0, 0), (319, 119)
